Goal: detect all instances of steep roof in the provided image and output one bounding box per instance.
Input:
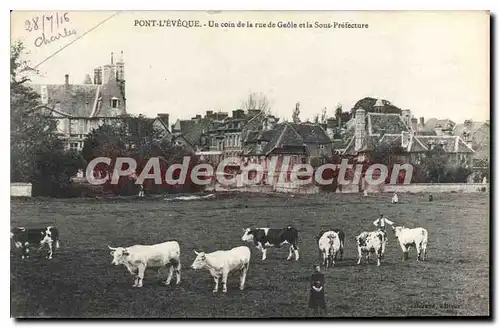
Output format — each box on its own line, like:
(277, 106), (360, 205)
(291, 123), (331, 144)
(368, 113), (409, 135)
(31, 83), (100, 117)
(417, 135), (474, 153)
(454, 121), (488, 137)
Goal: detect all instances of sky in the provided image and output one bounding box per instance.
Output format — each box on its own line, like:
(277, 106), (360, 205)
(10, 11), (490, 125)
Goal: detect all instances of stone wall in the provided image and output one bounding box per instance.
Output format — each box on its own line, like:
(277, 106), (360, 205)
(11, 183), (32, 197)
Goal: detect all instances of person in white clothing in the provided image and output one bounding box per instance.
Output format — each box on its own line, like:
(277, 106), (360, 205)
(373, 214), (395, 235)
(391, 192), (399, 204)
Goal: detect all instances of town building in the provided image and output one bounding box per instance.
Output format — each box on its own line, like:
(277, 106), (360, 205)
(31, 52), (126, 151)
(342, 100), (474, 168)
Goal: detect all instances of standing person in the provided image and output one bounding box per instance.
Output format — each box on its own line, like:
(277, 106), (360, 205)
(138, 184), (144, 198)
(392, 192), (399, 204)
(373, 214), (394, 255)
(308, 265), (326, 317)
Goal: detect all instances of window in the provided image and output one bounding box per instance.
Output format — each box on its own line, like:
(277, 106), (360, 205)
(301, 157), (307, 164)
(111, 97), (119, 108)
(69, 142), (79, 150)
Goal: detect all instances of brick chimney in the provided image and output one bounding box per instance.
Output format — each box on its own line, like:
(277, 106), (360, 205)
(411, 117), (418, 133)
(326, 117), (336, 139)
(419, 117), (425, 127)
(355, 108), (366, 151)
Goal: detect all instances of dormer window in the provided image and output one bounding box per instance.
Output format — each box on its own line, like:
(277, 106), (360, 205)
(111, 97), (120, 108)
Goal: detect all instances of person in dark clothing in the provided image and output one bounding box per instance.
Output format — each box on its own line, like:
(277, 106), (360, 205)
(308, 265), (326, 316)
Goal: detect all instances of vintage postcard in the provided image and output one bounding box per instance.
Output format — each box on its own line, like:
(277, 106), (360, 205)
(10, 11), (490, 318)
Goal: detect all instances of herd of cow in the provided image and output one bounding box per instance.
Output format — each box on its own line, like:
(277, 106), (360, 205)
(10, 222), (429, 293)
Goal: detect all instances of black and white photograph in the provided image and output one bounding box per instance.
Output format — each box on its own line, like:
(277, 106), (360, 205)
(8, 10), (490, 318)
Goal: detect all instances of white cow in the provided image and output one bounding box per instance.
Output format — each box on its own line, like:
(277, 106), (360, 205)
(108, 241), (181, 288)
(317, 231), (341, 268)
(392, 226), (428, 261)
(190, 246), (250, 293)
(355, 231), (386, 266)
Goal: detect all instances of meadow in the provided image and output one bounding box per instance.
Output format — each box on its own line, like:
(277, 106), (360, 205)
(10, 192), (490, 318)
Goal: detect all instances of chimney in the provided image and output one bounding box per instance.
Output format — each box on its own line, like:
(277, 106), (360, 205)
(64, 74), (69, 87)
(102, 64), (114, 84)
(401, 109), (411, 128)
(411, 117), (418, 133)
(326, 117), (336, 139)
(354, 108), (366, 151)
(419, 117), (425, 127)
(94, 67), (102, 85)
(434, 126), (443, 136)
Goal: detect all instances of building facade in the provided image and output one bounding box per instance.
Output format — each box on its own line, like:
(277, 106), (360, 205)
(32, 52), (127, 151)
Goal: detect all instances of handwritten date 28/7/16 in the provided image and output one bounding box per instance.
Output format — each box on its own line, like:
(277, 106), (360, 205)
(25, 12), (70, 34)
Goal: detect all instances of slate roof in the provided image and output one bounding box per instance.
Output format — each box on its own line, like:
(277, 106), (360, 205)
(31, 83), (101, 117)
(292, 123), (332, 144)
(368, 113), (408, 135)
(454, 121), (488, 137)
(417, 135), (474, 153)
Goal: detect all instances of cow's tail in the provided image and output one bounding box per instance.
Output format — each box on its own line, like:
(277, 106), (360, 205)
(55, 240), (60, 249)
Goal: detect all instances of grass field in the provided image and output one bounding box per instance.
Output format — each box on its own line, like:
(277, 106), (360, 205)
(10, 192), (490, 318)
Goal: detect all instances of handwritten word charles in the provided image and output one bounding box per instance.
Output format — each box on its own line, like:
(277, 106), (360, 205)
(24, 12), (77, 48)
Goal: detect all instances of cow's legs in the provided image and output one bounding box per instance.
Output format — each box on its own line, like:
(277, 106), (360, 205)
(212, 275), (219, 293)
(133, 276), (139, 287)
(221, 271), (229, 293)
(165, 264), (174, 285)
(400, 243), (409, 261)
(331, 251), (336, 267)
(415, 243), (422, 261)
(287, 245), (293, 261)
(357, 247), (362, 265)
(174, 261), (181, 285)
(47, 241), (53, 260)
(136, 263), (146, 288)
(239, 264), (248, 290)
(21, 244), (30, 259)
(261, 248), (267, 261)
(293, 245), (299, 261)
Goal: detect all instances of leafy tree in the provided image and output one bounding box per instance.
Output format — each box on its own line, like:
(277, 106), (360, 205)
(83, 74), (93, 84)
(292, 102), (301, 123)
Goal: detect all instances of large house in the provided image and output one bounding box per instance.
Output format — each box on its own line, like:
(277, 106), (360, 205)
(31, 52), (127, 151)
(342, 100), (474, 168)
(240, 121), (334, 171)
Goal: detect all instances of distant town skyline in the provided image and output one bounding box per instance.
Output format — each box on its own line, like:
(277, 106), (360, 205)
(11, 11), (489, 125)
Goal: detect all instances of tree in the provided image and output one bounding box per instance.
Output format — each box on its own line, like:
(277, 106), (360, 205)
(83, 74), (93, 84)
(320, 107), (327, 124)
(292, 102), (301, 123)
(334, 104), (351, 128)
(11, 40), (84, 196)
(241, 92), (271, 113)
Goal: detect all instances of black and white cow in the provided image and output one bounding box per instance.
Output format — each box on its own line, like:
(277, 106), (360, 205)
(10, 226), (60, 260)
(241, 226), (299, 261)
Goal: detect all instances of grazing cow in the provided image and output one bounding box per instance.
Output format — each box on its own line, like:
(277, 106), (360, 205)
(392, 226), (428, 261)
(10, 226), (60, 260)
(355, 231), (386, 266)
(241, 226), (299, 261)
(317, 231), (341, 268)
(190, 246), (250, 293)
(108, 241), (181, 288)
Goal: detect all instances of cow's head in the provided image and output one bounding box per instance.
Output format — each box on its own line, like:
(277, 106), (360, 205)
(392, 226), (404, 238)
(108, 245), (130, 265)
(241, 228), (254, 242)
(190, 250), (207, 270)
